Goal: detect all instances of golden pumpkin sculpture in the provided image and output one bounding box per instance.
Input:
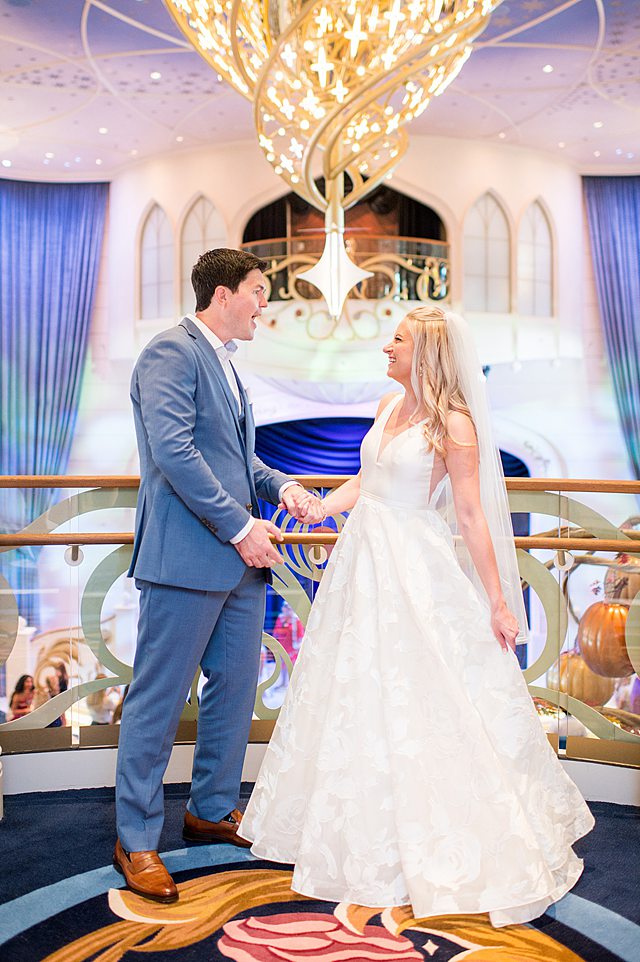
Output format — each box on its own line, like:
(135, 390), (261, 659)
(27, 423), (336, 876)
(546, 649), (616, 707)
(577, 601), (633, 678)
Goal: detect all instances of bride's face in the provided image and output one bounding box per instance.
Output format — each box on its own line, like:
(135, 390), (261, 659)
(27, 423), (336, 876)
(383, 320), (414, 383)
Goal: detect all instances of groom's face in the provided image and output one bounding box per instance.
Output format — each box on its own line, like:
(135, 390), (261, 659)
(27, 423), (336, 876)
(224, 268), (268, 341)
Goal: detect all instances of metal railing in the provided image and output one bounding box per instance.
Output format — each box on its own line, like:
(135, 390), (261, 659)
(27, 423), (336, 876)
(0, 475), (639, 767)
(242, 234), (450, 303)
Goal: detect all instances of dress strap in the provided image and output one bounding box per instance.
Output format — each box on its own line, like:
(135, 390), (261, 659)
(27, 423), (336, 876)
(377, 393), (403, 431)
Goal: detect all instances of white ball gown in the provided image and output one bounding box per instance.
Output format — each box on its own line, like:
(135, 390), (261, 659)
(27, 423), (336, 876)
(239, 394), (594, 928)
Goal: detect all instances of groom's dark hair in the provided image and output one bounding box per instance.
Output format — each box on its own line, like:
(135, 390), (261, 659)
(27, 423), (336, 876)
(192, 248), (268, 311)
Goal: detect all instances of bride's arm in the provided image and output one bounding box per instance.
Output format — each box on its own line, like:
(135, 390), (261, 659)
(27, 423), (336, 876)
(320, 472), (362, 516)
(319, 392), (398, 517)
(444, 411), (519, 652)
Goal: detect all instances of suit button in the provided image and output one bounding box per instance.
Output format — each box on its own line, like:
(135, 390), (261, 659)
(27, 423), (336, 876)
(246, 503), (253, 512)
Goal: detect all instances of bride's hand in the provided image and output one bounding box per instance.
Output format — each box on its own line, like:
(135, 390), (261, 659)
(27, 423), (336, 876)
(490, 601), (519, 653)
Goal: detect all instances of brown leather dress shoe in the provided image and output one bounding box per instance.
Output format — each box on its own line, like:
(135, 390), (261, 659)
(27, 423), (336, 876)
(113, 838), (179, 903)
(183, 808), (252, 847)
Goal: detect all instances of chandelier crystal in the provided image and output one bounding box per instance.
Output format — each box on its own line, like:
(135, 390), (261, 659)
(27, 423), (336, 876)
(165, 0), (502, 318)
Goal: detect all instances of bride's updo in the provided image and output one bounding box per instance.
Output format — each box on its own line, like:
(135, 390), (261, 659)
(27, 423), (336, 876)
(404, 305), (474, 458)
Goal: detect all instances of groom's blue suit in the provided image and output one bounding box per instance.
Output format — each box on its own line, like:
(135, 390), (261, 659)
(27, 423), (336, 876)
(115, 315), (291, 852)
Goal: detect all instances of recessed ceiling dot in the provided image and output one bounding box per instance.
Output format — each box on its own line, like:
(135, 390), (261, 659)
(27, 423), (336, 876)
(150, 71), (162, 80)
(542, 64), (553, 73)
(558, 142), (565, 148)
(593, 121), (604, 128)
(1, 159), (12, 168)
(95, 159), (102, 165)
(45, 151), (54, 159)
(176, 135), (184, 142)
(98, 127), (108, 134)
(498, 131), (506, 139)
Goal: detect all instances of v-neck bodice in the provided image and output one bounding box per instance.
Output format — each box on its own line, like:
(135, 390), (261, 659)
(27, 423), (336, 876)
(360, 394), (435, 509)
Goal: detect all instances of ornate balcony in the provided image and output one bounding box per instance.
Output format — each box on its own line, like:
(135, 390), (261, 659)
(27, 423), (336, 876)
(242, 234), (449, 306)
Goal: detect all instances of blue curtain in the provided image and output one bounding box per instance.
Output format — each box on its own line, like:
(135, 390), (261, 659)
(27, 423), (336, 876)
(256, 416), (529, 482)
(0, 178), (109, 626)
(583, 176), (640, 478)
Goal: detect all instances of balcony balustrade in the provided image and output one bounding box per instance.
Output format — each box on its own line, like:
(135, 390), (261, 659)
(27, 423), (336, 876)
(0, 476), (639, 771)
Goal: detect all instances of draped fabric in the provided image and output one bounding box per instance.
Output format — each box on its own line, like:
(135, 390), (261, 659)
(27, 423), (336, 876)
(256, 417), (371, 475)
(0, 178), (109, 625)
(256, 416), (529, 482)
(583, 175), (640, 479)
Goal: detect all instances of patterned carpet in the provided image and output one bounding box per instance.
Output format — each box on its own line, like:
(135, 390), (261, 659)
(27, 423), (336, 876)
(0, 785), (638, 962)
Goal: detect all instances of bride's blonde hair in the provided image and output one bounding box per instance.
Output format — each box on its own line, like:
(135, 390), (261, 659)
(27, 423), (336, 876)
(404, 305), (474, 458)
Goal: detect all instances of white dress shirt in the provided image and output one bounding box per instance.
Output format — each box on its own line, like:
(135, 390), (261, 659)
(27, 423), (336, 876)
(186, 314), (300, 544)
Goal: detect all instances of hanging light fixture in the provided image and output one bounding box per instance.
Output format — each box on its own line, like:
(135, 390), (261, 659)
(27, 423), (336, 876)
(164, 0), (502, 319)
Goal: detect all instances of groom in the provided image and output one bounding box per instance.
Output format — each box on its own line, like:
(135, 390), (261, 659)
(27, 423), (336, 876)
(114, 248), (314, 903)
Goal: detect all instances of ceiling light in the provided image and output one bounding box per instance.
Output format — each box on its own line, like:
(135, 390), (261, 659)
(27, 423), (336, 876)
(98, 127), (108, 134)
(615, 148), (623, 155)
(593, 150), (600, 157)
(63, 161), (71, 168)
(498, 131), (505, 139)
(593, 121), (603, 129)
(164, 0), (502, 321)
(45, 151), (54, 159)
(558, 142), (565, 148)
(150, 71), (162, 80)
(75, 156), (81, 162)
(1, 159), (12, 167)
(95, 159), (103, 165)
(176, 135), (184, 142)
(542, 64), (553, 73)
(628, 152), (635, 159)
(130, 148), (139, 156)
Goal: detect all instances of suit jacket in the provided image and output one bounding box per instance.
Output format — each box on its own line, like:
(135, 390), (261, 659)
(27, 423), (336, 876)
(128, 316), (291, 591)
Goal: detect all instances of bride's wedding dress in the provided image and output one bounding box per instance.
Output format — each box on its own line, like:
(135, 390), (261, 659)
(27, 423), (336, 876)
(239, 394), (594, 927)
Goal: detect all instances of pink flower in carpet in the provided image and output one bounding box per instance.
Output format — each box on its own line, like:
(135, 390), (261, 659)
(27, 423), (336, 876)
(218, 912), (424, 961)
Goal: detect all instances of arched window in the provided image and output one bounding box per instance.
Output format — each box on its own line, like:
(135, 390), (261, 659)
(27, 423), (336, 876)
(517, 201), (553, 316)
(463, 193), (510, 313)
(140, 204), (174, 320)
(181, 197), (226, 313)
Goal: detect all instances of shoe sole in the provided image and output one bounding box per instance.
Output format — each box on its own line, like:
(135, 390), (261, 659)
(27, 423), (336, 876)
(182, 829), (251, 847)
(112, 857), (179, 903)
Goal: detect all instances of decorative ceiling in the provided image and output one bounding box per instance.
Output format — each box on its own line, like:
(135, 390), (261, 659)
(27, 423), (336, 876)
(0, 0), (638, 180)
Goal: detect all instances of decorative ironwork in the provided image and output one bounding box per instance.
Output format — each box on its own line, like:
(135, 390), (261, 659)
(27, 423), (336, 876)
(0, 478), (639, 760)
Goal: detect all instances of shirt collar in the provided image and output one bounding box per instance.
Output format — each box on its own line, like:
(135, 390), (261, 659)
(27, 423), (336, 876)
(186, 314), (237, 357)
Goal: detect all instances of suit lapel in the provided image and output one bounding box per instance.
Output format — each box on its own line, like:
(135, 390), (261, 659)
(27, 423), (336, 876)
(180, 318), (246, 452)
(234, 369), (254, 457)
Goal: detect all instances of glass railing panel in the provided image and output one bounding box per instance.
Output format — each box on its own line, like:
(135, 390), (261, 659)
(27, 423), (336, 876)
(1, 478), (638, 766)
(514, 483), (640, 764)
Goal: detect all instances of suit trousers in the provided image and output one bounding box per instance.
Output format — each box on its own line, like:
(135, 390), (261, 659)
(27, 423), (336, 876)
(115, 566), (266, 852)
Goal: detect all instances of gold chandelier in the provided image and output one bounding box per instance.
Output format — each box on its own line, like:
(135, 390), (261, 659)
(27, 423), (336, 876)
(165, 0), (502, 318)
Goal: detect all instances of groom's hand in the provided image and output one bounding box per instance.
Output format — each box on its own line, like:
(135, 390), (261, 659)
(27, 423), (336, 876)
(234, 519), (284, 568)
(280, 485), (324, 522)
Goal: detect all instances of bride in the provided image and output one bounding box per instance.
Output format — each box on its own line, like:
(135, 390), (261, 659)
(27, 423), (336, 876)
(238, 305), (594, 927)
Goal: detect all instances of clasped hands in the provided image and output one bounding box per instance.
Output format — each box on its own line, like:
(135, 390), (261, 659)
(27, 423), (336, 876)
(234, 485), (326, 569)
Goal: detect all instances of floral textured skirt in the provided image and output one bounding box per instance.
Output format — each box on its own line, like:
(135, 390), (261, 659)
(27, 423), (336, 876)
(239, 495), (594, 927)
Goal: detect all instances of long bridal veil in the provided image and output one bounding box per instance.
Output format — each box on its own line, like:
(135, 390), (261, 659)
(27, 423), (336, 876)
(428, 311), (529, 644)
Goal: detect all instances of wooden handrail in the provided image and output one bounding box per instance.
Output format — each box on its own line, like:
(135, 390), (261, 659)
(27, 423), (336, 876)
(1, 534), (640, 552)
(1, 476), (639, 493)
